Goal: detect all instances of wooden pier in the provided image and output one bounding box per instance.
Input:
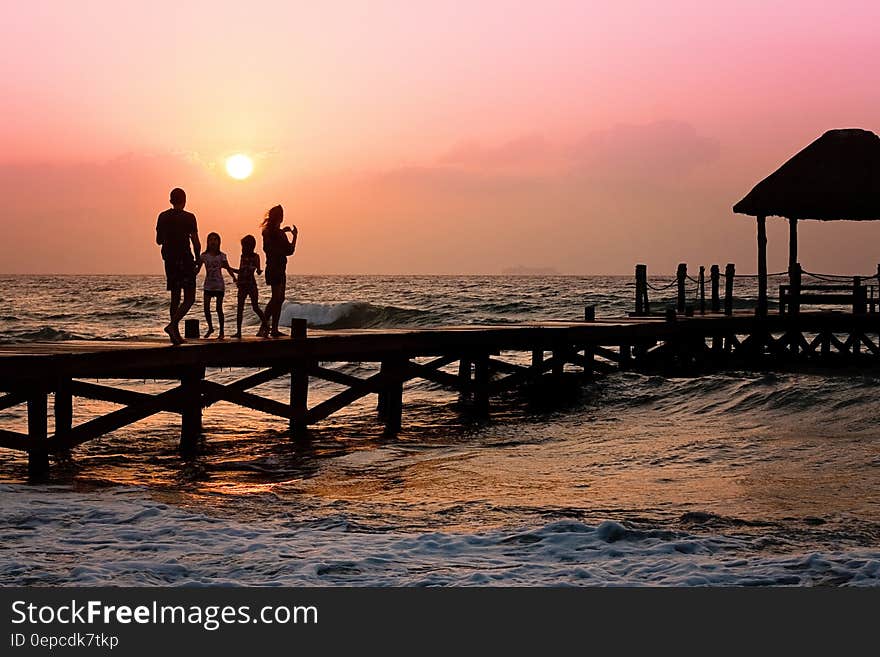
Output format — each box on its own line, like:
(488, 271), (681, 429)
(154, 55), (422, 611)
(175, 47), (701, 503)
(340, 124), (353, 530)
(3, 310), (880, 478)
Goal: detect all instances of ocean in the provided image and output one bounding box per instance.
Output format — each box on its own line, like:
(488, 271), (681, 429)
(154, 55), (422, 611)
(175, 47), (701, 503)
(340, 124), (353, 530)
(0, 275), (878, 586)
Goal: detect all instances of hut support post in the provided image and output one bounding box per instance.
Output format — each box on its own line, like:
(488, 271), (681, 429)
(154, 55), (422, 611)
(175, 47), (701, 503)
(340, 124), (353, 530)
(757, 216), (768, 317)
(788, 218), (798, 275)
(790, 262), (802, 315)
(27, 390), (49, 479)
(710, 265), (720, 313)
(676, 263), (687, 313)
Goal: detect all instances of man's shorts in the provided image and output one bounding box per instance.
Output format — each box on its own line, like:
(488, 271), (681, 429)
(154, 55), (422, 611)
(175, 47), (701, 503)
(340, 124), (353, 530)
(164, 255), (196, 292)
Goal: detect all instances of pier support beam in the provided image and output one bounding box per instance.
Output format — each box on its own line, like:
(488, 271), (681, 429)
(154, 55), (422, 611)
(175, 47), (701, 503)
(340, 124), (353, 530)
(179, 368), (203, 453)
(290, 362), (310, 437)
(380, 358), (405, 434)
(54, 378), (72, 440)
(473, 355), (490, 415)
(27, 391), (49, 479)
(290, 318), (310, 437)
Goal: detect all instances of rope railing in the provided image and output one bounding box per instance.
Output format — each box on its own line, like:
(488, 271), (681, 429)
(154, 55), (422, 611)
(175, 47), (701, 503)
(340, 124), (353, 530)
(802, 270), (880, 281)
(630, 262), (880, 319)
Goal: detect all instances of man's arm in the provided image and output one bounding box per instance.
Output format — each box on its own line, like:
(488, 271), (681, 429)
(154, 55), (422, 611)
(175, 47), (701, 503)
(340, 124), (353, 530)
(190, 229), (201, 263)
(155, 216), (165, 246)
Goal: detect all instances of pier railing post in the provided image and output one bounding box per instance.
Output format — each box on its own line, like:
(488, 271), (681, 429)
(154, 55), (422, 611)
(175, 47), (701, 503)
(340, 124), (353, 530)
(27, 389), (49, 479)
(710, 265), (720, 313)
(290, 319), (309, 436)
(698, 266), (706, 315)
(583, 305), (596, 322)
(724, 263), (735, 316)
(635, 264), (648, 315)
(179, 367), (204, 452)
(676, 263), (687, 313)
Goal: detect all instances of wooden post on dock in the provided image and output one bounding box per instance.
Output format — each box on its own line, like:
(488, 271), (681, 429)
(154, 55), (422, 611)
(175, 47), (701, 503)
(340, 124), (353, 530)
(634, 264), (648, 316)
(676, 263), (687, 313)
(290, 319), (309, 436)
(724, 264), (735, 316)
(698, 266), (706, 315)
(27, 390), (49, 478)
(54, 378), (72, 441)
(184, 319), (199, 339)
(179, 367), (203, 452)
(710, 265), (720, 313)
(473, 355), (490, 415)
(584, 305), (596, 322)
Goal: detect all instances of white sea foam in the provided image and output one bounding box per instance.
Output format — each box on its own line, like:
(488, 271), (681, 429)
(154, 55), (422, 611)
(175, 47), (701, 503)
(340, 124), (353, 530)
(2, 486), (877, 586)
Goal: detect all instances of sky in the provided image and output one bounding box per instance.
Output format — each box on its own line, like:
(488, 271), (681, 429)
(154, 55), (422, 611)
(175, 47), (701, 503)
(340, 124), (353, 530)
(1, 0), (879, 274)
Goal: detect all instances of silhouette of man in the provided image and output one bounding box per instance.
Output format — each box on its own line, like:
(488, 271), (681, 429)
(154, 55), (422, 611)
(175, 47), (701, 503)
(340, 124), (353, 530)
(156, 188), (200, 344)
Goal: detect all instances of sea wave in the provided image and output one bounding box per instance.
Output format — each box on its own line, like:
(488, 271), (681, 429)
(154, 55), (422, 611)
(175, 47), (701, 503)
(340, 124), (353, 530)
(1, 486), (877, 586)
(280, 301), (442, 329)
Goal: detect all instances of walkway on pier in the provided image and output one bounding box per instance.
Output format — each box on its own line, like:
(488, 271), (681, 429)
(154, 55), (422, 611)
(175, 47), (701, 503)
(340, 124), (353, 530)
(2, 311), (880, 477)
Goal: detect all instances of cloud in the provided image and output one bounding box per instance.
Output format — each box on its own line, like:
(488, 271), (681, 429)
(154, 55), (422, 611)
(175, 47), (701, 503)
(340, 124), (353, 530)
(570, 120), (721, 181)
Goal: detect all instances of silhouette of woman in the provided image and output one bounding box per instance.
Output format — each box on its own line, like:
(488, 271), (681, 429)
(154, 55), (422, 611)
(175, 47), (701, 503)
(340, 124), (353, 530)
(258, 205), (297, 337)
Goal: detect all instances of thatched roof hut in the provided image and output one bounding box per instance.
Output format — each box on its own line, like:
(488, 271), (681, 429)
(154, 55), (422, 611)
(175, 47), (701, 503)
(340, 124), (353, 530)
(732, 128), (880, 314)
(734, 128), (880, 220)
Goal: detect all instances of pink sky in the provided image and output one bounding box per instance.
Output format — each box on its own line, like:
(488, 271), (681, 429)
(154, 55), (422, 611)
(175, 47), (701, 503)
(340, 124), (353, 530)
(1, 0), (879, 274)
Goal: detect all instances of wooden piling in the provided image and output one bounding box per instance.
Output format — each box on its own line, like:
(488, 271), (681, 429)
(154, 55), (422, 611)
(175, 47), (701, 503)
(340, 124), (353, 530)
(473, 355), (490, 415)
(676, 263), (687, 313)
(710, 265), (720, 313)
(724, 264), (735, 316)
(584, 305), (596, 322)
(27, 390), (49, 478)
(531, 349), (543, 370)
(582, 346), (594, 378)
(54, 378), (72, 440)
(179, 368), (203, 452)
(379, 359), (404, 434)
(854, 277), (867, 315)
(290, 319), (309, 436)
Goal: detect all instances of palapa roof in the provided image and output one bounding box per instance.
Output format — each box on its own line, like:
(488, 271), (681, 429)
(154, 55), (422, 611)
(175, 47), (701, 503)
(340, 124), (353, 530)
(733, 128), (880, 220)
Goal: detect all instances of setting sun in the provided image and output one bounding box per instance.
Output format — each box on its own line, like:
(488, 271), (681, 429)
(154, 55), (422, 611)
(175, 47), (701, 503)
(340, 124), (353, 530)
(225, 154), (253, 180)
